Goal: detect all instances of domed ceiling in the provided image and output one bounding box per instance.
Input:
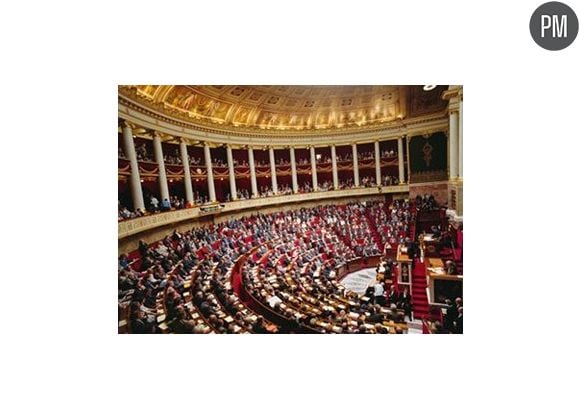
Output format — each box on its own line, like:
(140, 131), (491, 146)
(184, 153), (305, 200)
(118, 85), (448, 133)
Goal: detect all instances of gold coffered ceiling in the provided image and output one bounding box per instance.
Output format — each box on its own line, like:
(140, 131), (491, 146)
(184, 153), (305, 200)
(119, 85), (447, 133)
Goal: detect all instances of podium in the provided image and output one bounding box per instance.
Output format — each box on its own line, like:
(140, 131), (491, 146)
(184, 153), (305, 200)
(425, 257), (463, 305)
(396, 245), (413, 289)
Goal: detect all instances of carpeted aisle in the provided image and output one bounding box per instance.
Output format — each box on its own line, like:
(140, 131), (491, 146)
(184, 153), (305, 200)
(411, 261), (430, 320)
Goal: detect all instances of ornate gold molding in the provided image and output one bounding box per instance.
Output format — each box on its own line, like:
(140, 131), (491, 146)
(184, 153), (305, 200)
(119, 96), (448, 149)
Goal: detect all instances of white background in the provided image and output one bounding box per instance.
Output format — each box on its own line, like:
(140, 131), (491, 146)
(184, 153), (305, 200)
(1, 1), (579, 417)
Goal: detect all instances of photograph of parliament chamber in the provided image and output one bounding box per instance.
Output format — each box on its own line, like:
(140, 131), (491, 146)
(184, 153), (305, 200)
(118, 85), (463, 334)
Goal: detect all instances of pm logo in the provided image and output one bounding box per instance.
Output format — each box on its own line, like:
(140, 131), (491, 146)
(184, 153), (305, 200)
(542, 14), (568, 37)
(530, 2), (578, 50)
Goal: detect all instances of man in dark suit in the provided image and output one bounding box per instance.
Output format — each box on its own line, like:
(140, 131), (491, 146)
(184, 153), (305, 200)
(407, 241), (418, 260)
(252, 316), (268, 334)
(399, 286), (413, 321)
(444, 298), (457, 331)
(386, 286), (399, 306)
(444, 297), (462, 332)
(454, 307), (463, 334)
(364, 286), (375, 305)
(367, 306), (385, 323)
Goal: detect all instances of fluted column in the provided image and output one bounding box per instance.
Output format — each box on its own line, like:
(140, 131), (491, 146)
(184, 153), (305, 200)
(226, 145), (237, 200)
(374, 141), (381, 185)
(397, 137), (405, 184)
(248, 147), (258, 198)
(152, 133), (170, 203)
(331, 145), (339, 190)
(449, 110), (459, 180)
(310, 146), (318, 191)
(352, 143), (360, 187)
(203, 143), (216, 202)
(406, 136), (411, 183)
(290, 147), (298, 193)
(179, 139), (194, 207)
(269, 147), (278, 194)
(121, 122), (145, 211)
(458, 94), (463, 179)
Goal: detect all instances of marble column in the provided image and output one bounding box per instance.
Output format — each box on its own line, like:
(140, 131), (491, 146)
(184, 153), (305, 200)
(449, 110), (459, 180)
(122, 122), (145, 211)
(290, 147), (298, 193)
(203, 143), (216, 202)
(331, 145), (339, 190)
(152, 133), (170, 204)
(458, 95), (463, 179)
(406, 136), (411, 183)
(226, 145), (237, 200)
(310, 147), (318, 191)
(397, 137), (405, 184)
(269, 147), (278, 194)
(374, 141), (382, 185)
(179, 139), (194, 206)
(352, 143), (360, 187)
(248, 147), (258, 198)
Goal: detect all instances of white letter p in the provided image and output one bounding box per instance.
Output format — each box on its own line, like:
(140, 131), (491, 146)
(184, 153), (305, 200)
(541, 15), (552, 37)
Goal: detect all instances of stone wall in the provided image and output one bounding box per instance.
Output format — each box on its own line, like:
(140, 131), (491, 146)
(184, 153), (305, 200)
(409, 181), (449, 206)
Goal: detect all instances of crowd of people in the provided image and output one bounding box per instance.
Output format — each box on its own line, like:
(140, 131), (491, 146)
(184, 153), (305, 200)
(120, 144), (398, 167)
(120, 175), (402, 222)
(118, 219), (280, 334)
(119, 145), (208, 166)
(241, 202), (412, 333)
(164, 149), (182, 165)
(119, 200), (413, 334)
(415, 194), (438, 211)
(119, 144), (402, 222)
(135, 143), (153, 162)
(118, 192), (210, 221)
(220, 177), (404, 202)
(118, 205), (145, 220)
(427, 297), (463, 334)
(382, 175), (399, 186)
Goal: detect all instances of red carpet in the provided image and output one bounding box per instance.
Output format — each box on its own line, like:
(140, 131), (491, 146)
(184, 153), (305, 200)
(411, 261), (430, 320)
(364, 210), (385, 252)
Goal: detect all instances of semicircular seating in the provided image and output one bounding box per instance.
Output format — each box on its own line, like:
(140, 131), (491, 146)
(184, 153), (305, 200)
(118, 200), (412, 334)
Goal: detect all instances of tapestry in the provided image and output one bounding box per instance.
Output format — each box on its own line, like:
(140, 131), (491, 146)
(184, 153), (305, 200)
(409, 131), (447, 183)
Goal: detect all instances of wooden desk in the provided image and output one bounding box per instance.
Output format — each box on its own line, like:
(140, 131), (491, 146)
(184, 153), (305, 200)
(396, 245), (412, 287)
(396, 245), (410, 263)
(425, 257), (463, 306)
(428, 258), (444, 268)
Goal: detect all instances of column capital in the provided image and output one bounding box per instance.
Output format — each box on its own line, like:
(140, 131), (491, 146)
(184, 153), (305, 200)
(120, 119), (136, 130)
(148, 129), (163, 140)
(442, 86), (461, 100)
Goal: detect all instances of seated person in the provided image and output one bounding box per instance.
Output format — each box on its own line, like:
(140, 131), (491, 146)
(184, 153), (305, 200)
(161, 198), (171, 211)
(386, 285), (399, 305)
(398, 286), (413, 321)
(454, 307), (463, 334)
(445, 260), (457, 275)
